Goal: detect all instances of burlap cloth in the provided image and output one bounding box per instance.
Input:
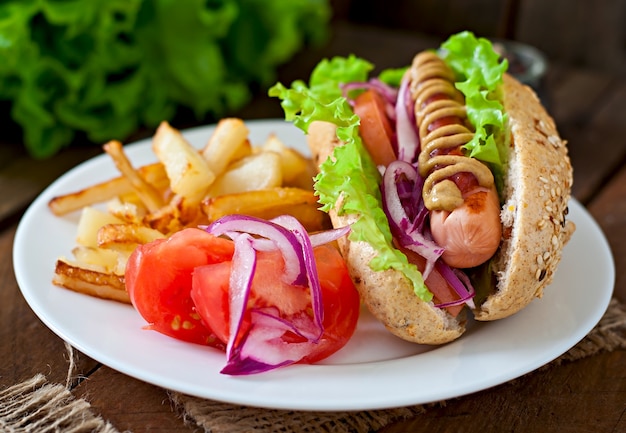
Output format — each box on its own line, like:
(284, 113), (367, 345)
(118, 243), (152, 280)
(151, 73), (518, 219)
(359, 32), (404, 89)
(3, 298), (626, 433)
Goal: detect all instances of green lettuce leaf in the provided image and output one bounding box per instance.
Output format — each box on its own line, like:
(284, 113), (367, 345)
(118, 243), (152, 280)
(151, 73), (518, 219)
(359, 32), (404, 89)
(0, 0), (331, 158)
(377, 66), (408, 87)
(440, 31), (509, 168)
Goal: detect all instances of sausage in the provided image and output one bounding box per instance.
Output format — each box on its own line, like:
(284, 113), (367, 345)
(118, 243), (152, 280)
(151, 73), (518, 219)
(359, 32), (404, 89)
(410, 51), (502, 268)
(430, 186), (502, 268)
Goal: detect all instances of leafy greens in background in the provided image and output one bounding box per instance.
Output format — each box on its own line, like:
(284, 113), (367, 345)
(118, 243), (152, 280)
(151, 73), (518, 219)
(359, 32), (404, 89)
(0, 0), (330, 158)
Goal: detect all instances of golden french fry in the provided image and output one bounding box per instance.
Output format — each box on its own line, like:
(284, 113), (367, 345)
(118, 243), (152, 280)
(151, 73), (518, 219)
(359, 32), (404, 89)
(97, 223), (166, 249)
(282, 203), (330, 233)
(201, 118), (250, 174)
(48, 163), (168, 217)
(152, 121), (216, 203)
(262, 134), (315, 189)
(49, 176), (130, 217)
(203, 187), (315, 218)
(230, 139), (253, 162)
(140, 194), (203, 235)
(202, 187), (327, 232)
(76, 206), (125, 247)
(75, 245), (130, 276)
(143, 202), (183, 234)
(53, 259), (130, 304)
(136, 162), (171, 191)
(103, 140), (165, 212)
(207, 151), (282, 197)
(71, 246), (123, 274)
(106, 196), (146, 224)
(168, 194), (207, 227)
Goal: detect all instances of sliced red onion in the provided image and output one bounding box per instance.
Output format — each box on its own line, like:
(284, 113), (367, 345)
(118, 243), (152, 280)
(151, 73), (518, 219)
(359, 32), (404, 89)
(309, 225), (351, 247)
(221, 308), (319, 375)
(270, 215), (324, 337)
(226, 234), (256, 357)
(382, 161), (443, 279)
(206, 214), (307, 287)
(341, 78), (398, 109)
(382, 160), (418, 230)
(396, 74), (420, 163)
(371, 78), (400, 106)
(433, 260), (476, 309)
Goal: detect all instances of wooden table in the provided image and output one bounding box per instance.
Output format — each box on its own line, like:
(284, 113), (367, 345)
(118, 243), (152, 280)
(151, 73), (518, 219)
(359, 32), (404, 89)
(2, 23), (625, 432)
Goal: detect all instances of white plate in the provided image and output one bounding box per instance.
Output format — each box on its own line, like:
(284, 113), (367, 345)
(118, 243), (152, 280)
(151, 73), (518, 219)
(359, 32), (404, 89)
(14, 119), (615, 411)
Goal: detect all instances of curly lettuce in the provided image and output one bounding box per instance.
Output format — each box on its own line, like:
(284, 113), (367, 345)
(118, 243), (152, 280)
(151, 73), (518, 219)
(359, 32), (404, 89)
(0, 0), (330, 158)
(440, 31), (509, 169)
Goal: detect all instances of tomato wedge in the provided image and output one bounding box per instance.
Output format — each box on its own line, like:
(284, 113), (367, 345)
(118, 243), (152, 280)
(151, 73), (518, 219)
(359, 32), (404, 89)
(401, 246), (465, 317)
(354, 89), (396, 167)
(302, 243), (360, 363)
(125, 228), (234, 348)
(190, 261), (232, 344)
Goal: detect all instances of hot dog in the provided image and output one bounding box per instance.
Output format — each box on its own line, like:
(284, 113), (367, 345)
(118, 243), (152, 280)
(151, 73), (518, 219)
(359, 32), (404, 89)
(411, 50), (502, 269)
(269, 31), (575, 344)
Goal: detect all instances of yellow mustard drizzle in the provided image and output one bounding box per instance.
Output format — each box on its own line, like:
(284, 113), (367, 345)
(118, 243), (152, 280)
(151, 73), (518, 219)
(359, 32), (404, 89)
(410, 51), (494, 212)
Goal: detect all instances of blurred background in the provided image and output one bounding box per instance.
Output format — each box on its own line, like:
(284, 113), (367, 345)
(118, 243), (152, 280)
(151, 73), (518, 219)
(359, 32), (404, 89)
(334, 0), (625, 75)
(1, 0), (623, 159)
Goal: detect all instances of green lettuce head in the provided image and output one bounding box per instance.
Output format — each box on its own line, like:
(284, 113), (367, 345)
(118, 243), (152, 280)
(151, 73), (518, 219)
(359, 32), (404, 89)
(0, 0), (331, 158)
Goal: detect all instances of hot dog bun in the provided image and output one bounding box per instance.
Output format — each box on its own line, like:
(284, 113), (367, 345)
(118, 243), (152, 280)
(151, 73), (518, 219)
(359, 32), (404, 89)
(306, 71), (574, 344)
(475, 73), (575, 320)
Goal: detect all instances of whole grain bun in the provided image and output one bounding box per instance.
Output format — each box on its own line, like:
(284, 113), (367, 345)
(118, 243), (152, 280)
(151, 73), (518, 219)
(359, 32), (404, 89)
(306, 71), (574, 344)
(474, 74), (575, 320)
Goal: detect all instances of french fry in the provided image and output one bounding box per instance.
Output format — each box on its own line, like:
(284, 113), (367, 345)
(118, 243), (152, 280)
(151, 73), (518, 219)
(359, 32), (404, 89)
(203, 187), (327, 232)
(139, 194), (203, 235)
(76, 206), (125, 247)
(168, 194), (207, 227)
(152, 121), (216, 203)
(103, 140), (165, 212)
(49, 176), (130, 217)
(71, 246), (123, 275)
(143, 202), (184, 234)
(207, 151), (282, 197)
(262, 134), (316, 189)
(48, 163), (169, 217)
(201, 118), (250, 174)
(53, 259), (130, 304)
(106, 196), (146, 224)
(229, 139), (253, 162)
(97, 223), (166, 249)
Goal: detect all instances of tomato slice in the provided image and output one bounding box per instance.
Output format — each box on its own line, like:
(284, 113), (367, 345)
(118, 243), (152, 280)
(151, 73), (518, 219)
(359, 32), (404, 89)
(354, 89), (396, 167)
(191, 261), (232, 344)
(302, 244), (360, 363)
(191, 244), (360, 364)
(400, 247), (465, 317)
(125, 228), (234, 348)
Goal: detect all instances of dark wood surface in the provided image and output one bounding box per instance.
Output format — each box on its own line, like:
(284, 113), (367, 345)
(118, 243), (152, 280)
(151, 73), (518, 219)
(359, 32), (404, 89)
(1, 22), (625, 433)
(339, 0), (626, 76)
